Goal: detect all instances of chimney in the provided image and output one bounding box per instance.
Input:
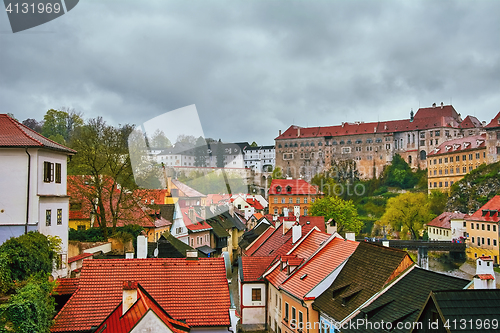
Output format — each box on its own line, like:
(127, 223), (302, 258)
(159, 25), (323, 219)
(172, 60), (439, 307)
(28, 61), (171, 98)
(345, 232), (355, 241)
(292, 223), (302, 243)
(432, 103), (436, 108)
(382, 240), (389, 247)
(418, 246), (428, 270)
(279, 129), (282, 136)
(297, 127), (301, 137)
(188, 207), (195, 223)
(125, 251), (134, 259)
(474, 256), (496, 289)
(186, 249), (198, 260)
(440, 102), (444, 109)
(282, 220), (294, 234)
(136, 232), (148, 259)
(122, 281), (138, 315)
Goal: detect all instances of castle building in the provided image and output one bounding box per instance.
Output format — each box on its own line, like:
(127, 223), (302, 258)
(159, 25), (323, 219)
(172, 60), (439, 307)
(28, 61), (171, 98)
(274, 103), (483, 180)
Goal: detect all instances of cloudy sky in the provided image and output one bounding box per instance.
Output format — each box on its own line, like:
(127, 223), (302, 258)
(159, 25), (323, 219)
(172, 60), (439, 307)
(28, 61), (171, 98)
(1, 0), (499, 145)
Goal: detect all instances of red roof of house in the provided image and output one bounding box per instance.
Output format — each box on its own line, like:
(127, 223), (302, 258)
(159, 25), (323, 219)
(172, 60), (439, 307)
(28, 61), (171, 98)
(180, 207), (212, 232)
(247, 198), (264, 210)
(485, 111), (500, 128)
(51, 258), (231, 332)
(460, 115), (483, 129)
(269, 179), (320, 196)
(252, 213), (264, 220)
(245, 227), (276, 256)
(67, 252), (93, 264)
(0, 114), (76, 153)
(94, 283), (190, 333)
(275, 105), (462, 140)
(427, 212), (468, 229)
(206, 194), (231, 205)
(475, 274), (495, 280)
(280, 238), (358, 300)
(135, 189), (171, 206)
(479, 255), (493, 261)
(467, 195), (500, 223)
(53, 278), (80, 296)
(240, 256), (275, 282)
(427, 134), (486, 157)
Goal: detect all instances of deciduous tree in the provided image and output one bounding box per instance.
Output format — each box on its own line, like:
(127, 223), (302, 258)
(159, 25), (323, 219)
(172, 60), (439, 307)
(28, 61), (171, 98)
(309, 196), (363, 235)
(41, 108), (84, 145)
(380, 192), (434, 240)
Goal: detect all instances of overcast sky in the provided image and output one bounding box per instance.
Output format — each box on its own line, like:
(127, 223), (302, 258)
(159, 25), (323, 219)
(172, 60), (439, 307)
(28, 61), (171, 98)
(1, 0), (499, 145)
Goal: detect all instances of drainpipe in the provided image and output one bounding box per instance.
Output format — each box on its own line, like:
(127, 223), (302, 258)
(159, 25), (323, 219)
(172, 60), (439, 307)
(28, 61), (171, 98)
(25, 148), (31, 234)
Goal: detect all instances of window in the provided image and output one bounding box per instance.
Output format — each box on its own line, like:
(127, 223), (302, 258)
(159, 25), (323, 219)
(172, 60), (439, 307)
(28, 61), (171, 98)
(462, 155), (466, 161)
(285, 303), (289, 321)
(55, 163), (61, 183)
(296, 198), (300, 204)
(494, 225), (497, 232)
(487, 225), (491, 231)
(299, 311), (303, 329)
(289, 198), (293, 204)
(304, 198), (308, 204)
(435, 130), (440, 136)
(251, 288), (261, 301)
(494, 239), (497, 247)
(488, 238), (491, 246)
(476, 223), (479, 229)
(274, 198), (278, 203)
(482, 224), (485, 230)
(57, 209), (62, 225)
(292, 307), (296, 323)
(439, 158), (442, 164)
(444, 157), (448, 163)
(77, 225), (86, 231)
(469, 154), (473, 160)
(472, 237), (475, 243)
(304, 208), (308, 216)
(43, 161), (54, 182)
(46, 210), (51, 226)
(281, 198), (285, 204)
(476, 153), (480, 159)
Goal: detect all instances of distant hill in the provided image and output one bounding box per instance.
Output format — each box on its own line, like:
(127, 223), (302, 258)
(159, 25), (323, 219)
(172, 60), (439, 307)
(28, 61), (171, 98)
(446, 161), (500, 214)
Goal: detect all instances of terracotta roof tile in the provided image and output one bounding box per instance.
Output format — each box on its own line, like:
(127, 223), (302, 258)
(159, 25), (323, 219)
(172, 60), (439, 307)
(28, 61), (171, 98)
(245, 227), (276, 256)
(475, 274), (495, 280)
(51, 258), (231, 332)
(0, 114), (76, 153)
(53, 278), (80, 296)
(467, 195), (500, 223)
(67, 252), (93, 264)
(239, 256), (275, 282)
(269, 179), (321, 195)
(485, 111), (500, 128)
(427, 212), (467, 229)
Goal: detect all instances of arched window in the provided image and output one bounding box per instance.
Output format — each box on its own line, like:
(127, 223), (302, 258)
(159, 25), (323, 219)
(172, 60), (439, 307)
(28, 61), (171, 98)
(420, 150), (427, 160)
(408, 155), (412, 164)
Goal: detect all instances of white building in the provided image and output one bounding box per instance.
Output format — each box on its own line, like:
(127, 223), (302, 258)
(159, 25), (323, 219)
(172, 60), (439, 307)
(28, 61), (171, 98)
(427, 212), (467, 242)
(243, 145), (275, 172)
(0, 114), (76, 278)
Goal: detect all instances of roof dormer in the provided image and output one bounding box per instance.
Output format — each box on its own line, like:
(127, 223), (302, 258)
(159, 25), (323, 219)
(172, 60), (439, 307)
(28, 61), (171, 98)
(463, 142), (471, 149)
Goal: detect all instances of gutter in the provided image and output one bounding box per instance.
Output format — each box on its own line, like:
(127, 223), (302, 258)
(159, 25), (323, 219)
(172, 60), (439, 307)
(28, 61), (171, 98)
(25, 148), (31, 234)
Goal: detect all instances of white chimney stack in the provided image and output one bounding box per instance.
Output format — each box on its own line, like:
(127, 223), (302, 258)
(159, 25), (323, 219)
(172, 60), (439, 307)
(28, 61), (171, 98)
(345, 232), (355, 241)
(122, 281), (138, 315)
(292, 223), (302, 244)
(474, 256), (496, 289)
(125, 252), (134, 259)
(137, 232), (148, 259)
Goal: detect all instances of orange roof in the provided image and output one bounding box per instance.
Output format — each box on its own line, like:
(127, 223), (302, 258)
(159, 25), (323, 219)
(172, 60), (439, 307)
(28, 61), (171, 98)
(245, 227), (276, 256)
(246, 199), (264, 210)
(94, 283), (190, 333)
(180, 207), (212, 232)
(240, 256), (275, 282)
(467, 195), (500, 223)
(485, 111), (500, 128)
(269, 179), (320, 195)
(252, 213), (264, 220)
(280, 238), (359, 299)
(475, 274), (495, 280)
(53, 278), (79, 296)
(51, 258), (231, 332)
(0, 114), (76, 153)
(67, 252), (93, 264)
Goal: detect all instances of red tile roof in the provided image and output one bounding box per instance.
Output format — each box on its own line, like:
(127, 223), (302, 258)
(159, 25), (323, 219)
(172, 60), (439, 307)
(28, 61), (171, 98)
(475, 274), (495, 280)
(0, 114), (76, 153)
(479, 255), (493, 261)
(460, 115), (483, 129)
(280, 238), (358, 299)
(172, 179), (206, 198)
(485, 111), (500, 128)
(246, 198), (264, 210)
(53, 278), (80, 296)
(427, 212), (468, 229)
(240, 256), (275, 282)
(51, 258), (231, 332)
(180, 207), (212, 232)
(245, 226), (276, 256)
(135, 189), (171, 206)
(428, 134), (486, 157)
(467, 195), (500, 223)
(275, 105), (461, 140)
(67, 252), (93, 264)
(269, 179), (320, 195)
(94, 284), (190, 333)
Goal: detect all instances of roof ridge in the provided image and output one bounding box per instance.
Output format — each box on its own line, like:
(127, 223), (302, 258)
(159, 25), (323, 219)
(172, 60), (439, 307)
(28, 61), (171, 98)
(3, 114), (43, 146)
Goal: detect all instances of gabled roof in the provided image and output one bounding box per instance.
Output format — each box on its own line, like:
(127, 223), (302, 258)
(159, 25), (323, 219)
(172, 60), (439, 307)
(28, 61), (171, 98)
(427, 134), (486, 157)
(0, 114), (76, 154)
(246, 198), (264, 210)
(313, 242), (412, 321)
(67, 252), (93, 264)
(94, 283), (191, 333)
(147, 232), (207, 258)
(427, 212), (468, 229)
(340, 267), (470, 333)
(239, 256), (275, 282)
(53, 278), (80, 296)
(459, 115), (483, 129)
(485, 111), (500, 128)
(269, 179), (321, 195)
(467, 195), (500, 223)
(171, 179), (206, 198)
(420, 289), (500, 332)
(245, 227), (276, 256)
(180, 207), (212, 232)
(279, 237), (358, 300)
(51, 258), (231, 332)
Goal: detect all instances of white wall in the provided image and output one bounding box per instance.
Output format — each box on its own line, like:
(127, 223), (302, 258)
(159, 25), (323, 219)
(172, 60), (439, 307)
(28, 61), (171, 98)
(268, 284), (282, 332)
(427, 226), (451, 241)
(451, 219), (467, 240)
(242, 282), (266, 307)
(130, 310), (173, 333)
(242, 307), (266, 325)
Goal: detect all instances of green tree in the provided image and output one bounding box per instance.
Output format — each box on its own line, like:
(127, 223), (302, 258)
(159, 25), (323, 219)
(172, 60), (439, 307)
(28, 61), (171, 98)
(147, 129), (172, 148)
(380, 192), (434, 240)
(428, 190), (448, 216)
(193, 136), (207, 167)
(250, 141), (258, 147)
(309, 196), (363, 235)
(176, 134), (197, 146)
(41, 108), (84, 145)
(380, 154), (418, 189)
(215, 139), (225, 168)
(0, 274), (55, 333)
(0, 232), (59, 293)
(68, 117), (137, 237)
